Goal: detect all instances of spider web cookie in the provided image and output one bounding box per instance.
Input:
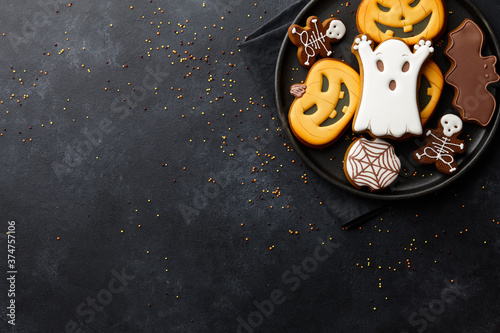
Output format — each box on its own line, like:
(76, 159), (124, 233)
(344, 138), (401, 192)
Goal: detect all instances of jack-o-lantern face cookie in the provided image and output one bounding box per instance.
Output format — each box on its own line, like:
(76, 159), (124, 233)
(344, 137), (401, 192)
(413, 114), (466, 174)
(418, 59), (444, 127)
(288, 58), (360, 148)
(288, 16), (346, 68)
(356, 0), (447, 45)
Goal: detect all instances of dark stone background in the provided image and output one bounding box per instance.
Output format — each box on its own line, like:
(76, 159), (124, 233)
(0, 0), (498, 332)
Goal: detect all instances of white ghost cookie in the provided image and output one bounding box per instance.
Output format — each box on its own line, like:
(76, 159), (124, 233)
(352, 35), (435, 138)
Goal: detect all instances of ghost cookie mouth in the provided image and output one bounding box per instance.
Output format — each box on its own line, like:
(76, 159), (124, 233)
(375, 13), (432, 39)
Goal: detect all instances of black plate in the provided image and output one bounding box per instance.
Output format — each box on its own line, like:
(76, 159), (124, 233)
(275, 0), (500, 200)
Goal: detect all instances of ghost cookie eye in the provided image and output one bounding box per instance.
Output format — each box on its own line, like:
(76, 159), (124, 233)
(377, 60), (384, 72)
(402, 61), (410, 72)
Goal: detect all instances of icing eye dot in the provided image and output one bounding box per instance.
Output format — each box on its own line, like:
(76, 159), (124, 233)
(402, 61), (410, 73)
(377, 60), (384, 72)
(445, 121), (449, 124)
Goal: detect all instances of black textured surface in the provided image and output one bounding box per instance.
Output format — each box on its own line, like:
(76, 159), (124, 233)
(0, 1), (498, 333)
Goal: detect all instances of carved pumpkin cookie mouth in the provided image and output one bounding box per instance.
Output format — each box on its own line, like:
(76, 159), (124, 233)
(375, 13), (432, 39)
(318, 83), (351, 128)
(300, 83), (351, 131)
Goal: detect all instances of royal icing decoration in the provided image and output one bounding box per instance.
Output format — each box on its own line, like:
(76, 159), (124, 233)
(445, 19), (500, 127)
(288, 16), (346, 68)
(344, 138), (401, 192)
(356, 0), (447, 45)
(288, 59), (360, 148)
(352, 35), (434, 138)
(413, 114), (466, 175)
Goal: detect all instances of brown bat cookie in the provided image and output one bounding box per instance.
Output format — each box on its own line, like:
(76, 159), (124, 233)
(288, 16), (346, 68)
(444, 19), (500, 127)
(413, 114), (466, 175)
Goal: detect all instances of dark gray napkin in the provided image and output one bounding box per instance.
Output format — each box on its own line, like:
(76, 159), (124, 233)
(239, 0), (309, 99)
(238, 0), (387, 228)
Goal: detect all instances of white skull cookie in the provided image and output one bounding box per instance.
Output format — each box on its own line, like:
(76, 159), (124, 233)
(440, 114), (463, 137)
(326, 20), (346, 40)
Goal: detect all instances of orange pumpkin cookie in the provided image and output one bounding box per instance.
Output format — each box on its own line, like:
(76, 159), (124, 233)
(418, 59), (444, 127)
(288, 58), (360, 148)
(356, 0), (447, 45)
(351, 35), (435, 139)
(288, 16), (346, 68)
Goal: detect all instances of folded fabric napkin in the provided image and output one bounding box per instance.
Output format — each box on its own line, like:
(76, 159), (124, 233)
(238, 0), (387, 228)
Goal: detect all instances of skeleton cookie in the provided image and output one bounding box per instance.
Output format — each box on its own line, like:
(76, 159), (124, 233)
(413, 114), (466, 175)
(288, 16), (346, 68)
(352, 35), (435, 138)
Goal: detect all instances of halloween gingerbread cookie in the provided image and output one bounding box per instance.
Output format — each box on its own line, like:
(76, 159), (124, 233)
(352, 34), (434, 138)
(288, 16), (346, 68)
(344, 137), (401, 192)
(356, 0), (447, 45)
(444, 19), (500, 127)
(288, 58), (360, 148)
(413, 114), (466, 175)
(418, 60), (444, 127)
